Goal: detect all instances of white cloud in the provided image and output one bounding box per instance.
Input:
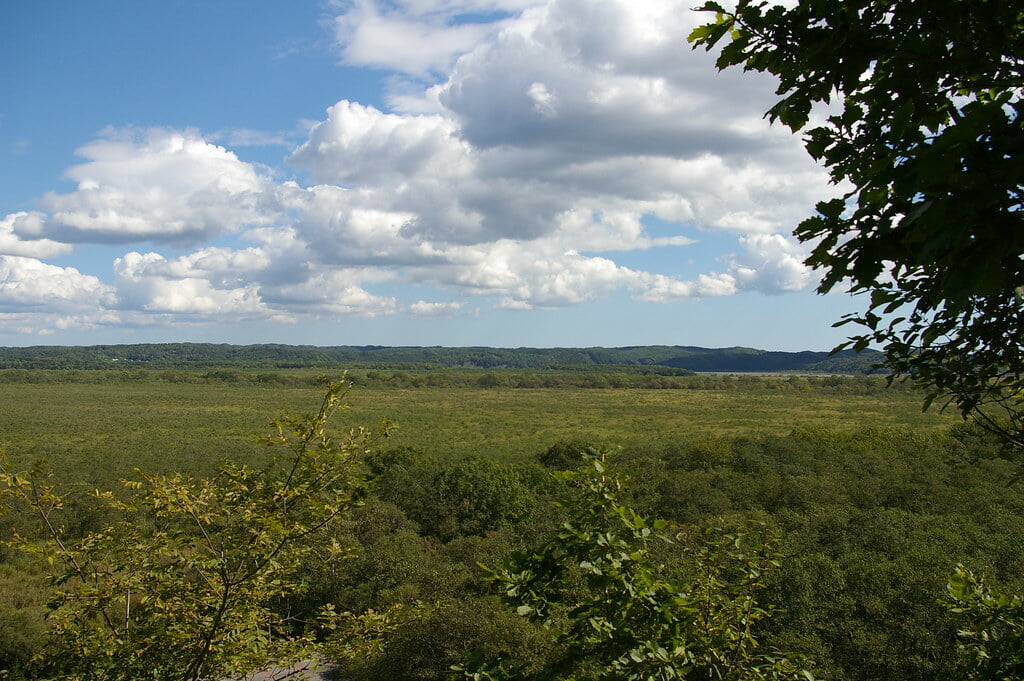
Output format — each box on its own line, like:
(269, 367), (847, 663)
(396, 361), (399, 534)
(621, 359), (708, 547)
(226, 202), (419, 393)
(113, 251), (277, 318)
(0, 212), (73, 258)
(300, 0), (830, 249)
(0, 255), (116, 311)
(409, 300), (465, 316)
(728, 233), (816, 294)
(264, 269), (399, 317)
(0, 311), (123, 337)
(335, 11), (495, 74)
(330, 0), (540, 75)
(28, 128), (275, 246)
(116, 246), (273, 291)
(635, 271), (739, 302)
(409, 239), (649, 309)
(2, 0), (838, 334)
(271, 182), (437, 265)
(283, 0), (830, 313)
(437, 0), (781, 156)
(289, 101), (470, 187)
(109, 245), (400, 322)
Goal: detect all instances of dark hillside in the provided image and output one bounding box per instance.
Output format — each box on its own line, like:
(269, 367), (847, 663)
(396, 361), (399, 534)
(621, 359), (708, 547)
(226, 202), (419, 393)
(0, 343), (882, 373)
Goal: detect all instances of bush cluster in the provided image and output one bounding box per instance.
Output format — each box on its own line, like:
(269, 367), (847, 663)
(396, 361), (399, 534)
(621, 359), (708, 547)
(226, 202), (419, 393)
(3, 416), (1021, 680)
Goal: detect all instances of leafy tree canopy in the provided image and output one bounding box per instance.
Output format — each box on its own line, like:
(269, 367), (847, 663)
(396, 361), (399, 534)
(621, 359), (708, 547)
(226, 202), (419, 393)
(945, 565), (1024, 681)
(464, 452), (814, 681)
(690, 0), (1024, 454)
(0, 377), (389, 681)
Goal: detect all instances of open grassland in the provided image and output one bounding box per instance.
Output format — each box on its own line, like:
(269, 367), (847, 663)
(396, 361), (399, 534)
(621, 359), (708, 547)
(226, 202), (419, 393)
(1, 371), (1019, 681)
(0, 376), (957, 484)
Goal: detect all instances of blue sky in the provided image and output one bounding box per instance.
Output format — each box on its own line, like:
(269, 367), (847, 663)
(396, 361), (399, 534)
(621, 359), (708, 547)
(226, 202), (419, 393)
(0, 0), (857, 350)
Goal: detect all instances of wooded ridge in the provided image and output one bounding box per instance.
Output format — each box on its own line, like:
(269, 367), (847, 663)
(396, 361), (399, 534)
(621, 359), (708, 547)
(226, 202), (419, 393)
(0, 343), (881, 373)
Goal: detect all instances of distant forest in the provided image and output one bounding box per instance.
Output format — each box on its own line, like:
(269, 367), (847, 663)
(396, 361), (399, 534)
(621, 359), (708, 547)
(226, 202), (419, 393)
(0, 343), (881, 373)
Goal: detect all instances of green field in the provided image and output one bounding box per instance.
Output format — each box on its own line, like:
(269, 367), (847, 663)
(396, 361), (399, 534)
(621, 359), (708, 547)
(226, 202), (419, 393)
(2, 370), (1021, 681)
(0, 375), (956, 483)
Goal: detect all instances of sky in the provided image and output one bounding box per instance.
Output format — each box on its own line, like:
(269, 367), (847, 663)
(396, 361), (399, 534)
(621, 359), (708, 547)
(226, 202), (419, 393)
(0, 0), (858, 351)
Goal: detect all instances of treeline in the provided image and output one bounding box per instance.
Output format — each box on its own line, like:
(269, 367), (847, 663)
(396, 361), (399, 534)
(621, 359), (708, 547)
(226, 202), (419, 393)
(0, 342), (883, 373)
(0, 366), (906, 394)
(3, 421), (1021, 680)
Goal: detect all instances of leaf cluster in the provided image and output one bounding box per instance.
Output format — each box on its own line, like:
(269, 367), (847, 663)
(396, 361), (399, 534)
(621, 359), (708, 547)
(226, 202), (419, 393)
(0, 377), (387, 681)
(690, 0), (1024, 456)
(471, 452), (814, 681)
(944, 566), (1024, 680)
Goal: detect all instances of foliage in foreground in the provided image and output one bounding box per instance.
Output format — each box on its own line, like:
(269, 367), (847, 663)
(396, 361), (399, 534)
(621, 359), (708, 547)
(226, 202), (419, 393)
(0, 377), (387, 681)
(690, 0), (1024, 458)
(2, 382), (1024, 680)
(945, 566), (1024, 681)
(690, 3), (1024, 670)
(465, 452), (814, 681)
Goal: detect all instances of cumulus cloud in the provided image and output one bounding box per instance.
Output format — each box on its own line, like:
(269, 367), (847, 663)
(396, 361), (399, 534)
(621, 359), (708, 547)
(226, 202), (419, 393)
(302, 0), (829, 249)
(26, 128), (275, 246)
(636, 271), (738, 302)
(102, 243), (400, 323)
(330, 0), (539, 75)
(2, 0), (834, 333)
(414, 241), (635, 307)
(0, 212), (73, 258)
(113, 251), (277, 318)
(289, 101), (470, 187)
(728, 233), (816, 294)
(437, 0), (779, 155)
(629, 233), (817, 302)
(263, 269), (399, 317)
(0, 255), (116, 312)
(286, 0), (829, 307)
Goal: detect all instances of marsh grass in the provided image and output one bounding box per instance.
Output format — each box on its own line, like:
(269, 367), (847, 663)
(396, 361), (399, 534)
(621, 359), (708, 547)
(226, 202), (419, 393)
(0, 376), (956, 485)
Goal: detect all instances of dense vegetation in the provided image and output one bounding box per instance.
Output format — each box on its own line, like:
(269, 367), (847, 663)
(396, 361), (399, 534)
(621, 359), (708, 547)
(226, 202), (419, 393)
(1, 380), (383, 681)
(0, 343), (882, 374)
(0, 371), (948, 483)
(2, 0), (1021, 675)
(692, 0), (1024, 459)
(684, 4), (1024, 674)
(1, 372), (1021, 680)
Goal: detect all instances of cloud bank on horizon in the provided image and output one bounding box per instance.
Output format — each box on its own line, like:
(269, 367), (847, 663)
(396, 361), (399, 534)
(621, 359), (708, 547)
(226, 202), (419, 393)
(0, 0), (838, 343)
